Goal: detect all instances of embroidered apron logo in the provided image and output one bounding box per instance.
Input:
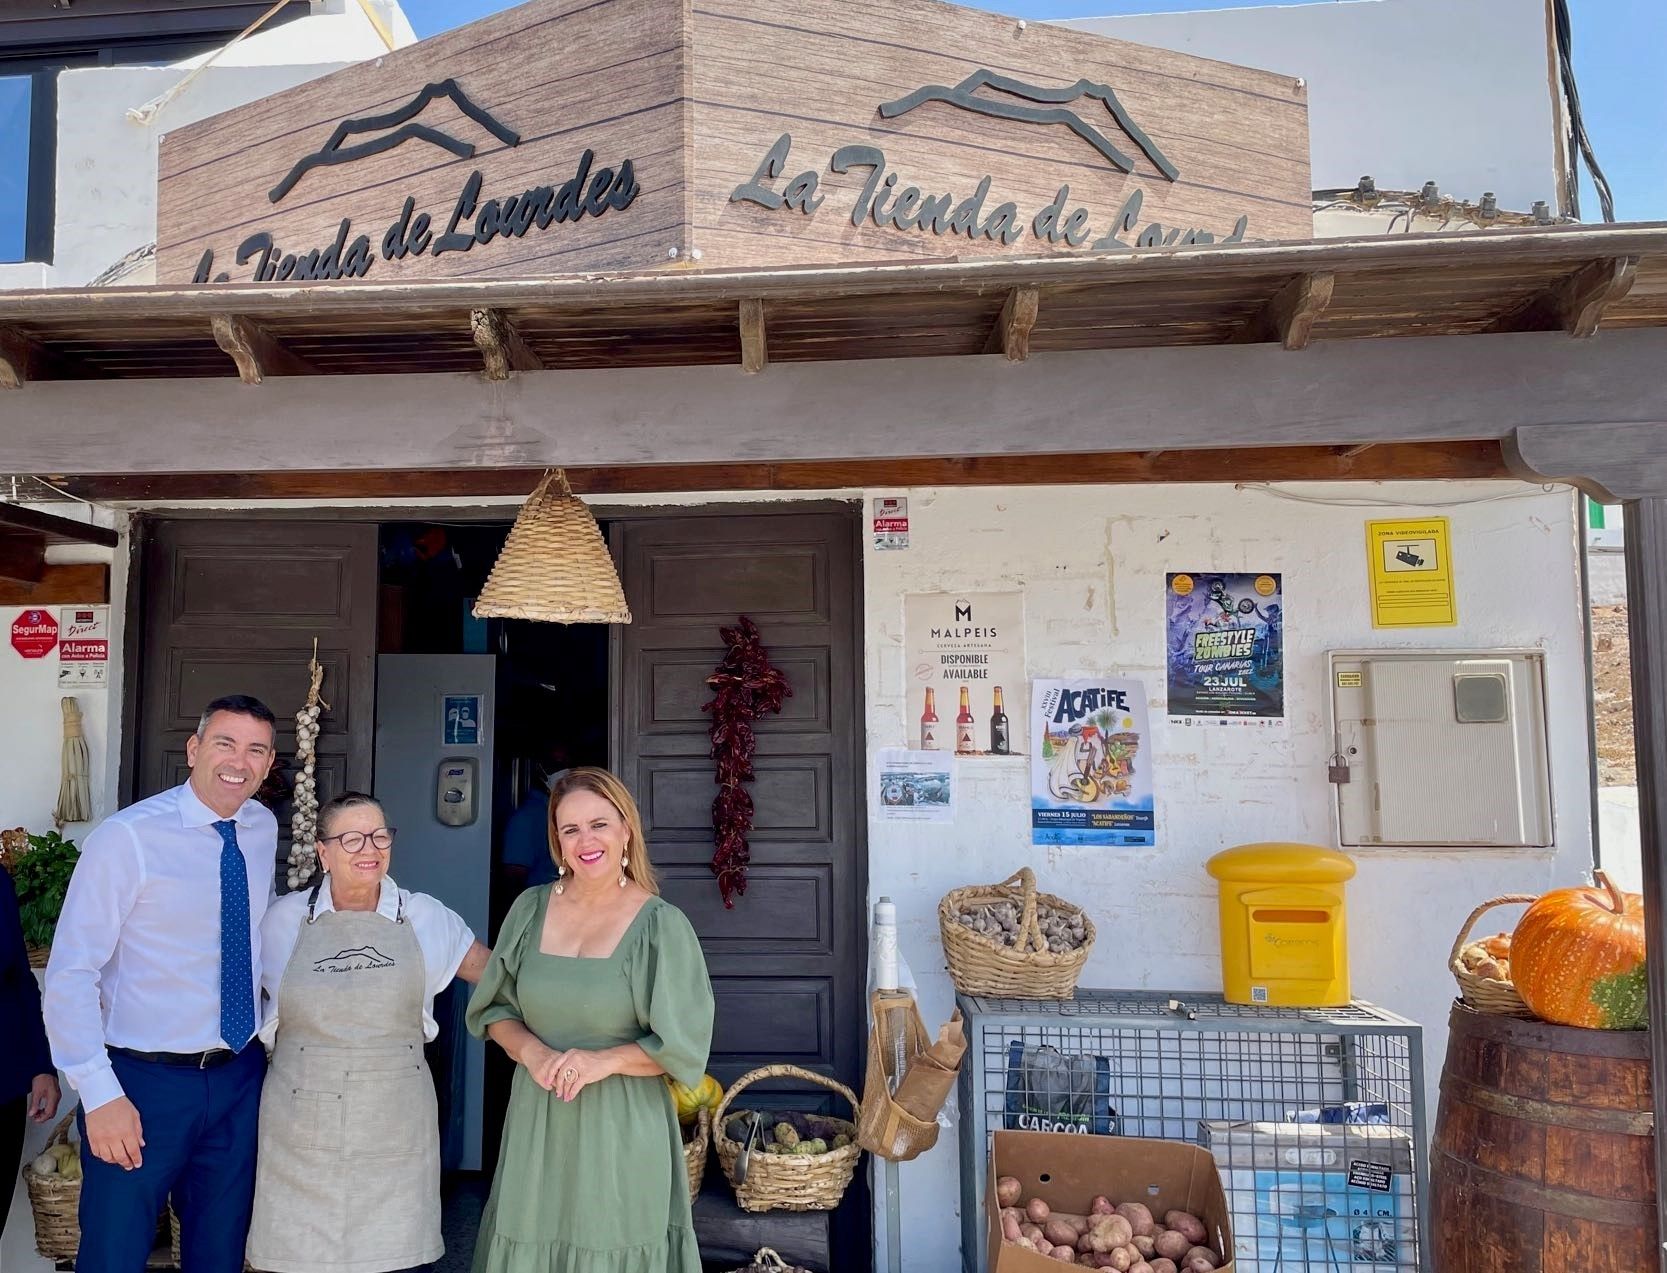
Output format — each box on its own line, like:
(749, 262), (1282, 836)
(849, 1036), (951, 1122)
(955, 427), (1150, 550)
(313, 945), (395, 973)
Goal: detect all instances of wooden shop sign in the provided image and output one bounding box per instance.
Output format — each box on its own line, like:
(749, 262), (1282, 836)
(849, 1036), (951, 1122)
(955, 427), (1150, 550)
(156, 0), (1310, 283)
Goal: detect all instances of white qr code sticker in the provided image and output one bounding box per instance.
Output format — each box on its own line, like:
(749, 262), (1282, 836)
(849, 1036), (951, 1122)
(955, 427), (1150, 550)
(1251, 986), (1269, 1003)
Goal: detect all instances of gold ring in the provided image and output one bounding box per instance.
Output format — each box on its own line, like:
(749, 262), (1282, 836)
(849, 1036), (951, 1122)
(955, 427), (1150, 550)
(564, 1067), (576, 1080)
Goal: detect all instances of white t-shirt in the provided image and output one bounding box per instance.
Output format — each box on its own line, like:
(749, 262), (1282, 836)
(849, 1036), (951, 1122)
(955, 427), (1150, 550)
(257, 873), (474, 1046)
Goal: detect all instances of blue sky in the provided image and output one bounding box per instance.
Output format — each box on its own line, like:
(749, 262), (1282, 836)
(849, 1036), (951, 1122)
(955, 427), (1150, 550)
(399, 0), (1664, 223)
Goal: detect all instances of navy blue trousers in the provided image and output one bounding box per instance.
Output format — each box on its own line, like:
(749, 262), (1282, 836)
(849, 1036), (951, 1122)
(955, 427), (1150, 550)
(77, 1047), (264, 1273)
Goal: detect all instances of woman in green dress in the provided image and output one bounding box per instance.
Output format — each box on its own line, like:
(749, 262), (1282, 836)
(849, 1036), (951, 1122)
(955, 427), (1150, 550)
(467, 767), (714, 1273)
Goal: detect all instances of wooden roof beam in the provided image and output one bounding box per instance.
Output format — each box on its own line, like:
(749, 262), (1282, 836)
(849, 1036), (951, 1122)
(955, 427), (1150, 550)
(0, 501), (118, 547)
(211, 314), (317, 384)
(984, 287), (1040, 361)
(739, 299), (767, 374)
(1490, 256), (1639, 338)
(1233, 271), (1335, 350)
(471, 307), (543, 380)
(0, 325), (49, 389)
(0, 532), (46, 584)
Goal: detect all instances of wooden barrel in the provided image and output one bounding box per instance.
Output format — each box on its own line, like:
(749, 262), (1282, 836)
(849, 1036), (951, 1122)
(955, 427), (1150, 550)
(1432, 1003), (1656, 1271)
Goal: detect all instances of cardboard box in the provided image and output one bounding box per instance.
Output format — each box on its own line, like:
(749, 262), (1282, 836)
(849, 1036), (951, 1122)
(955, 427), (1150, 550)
(1197, 1121), (1416, 1272)
(987, 1129), (1236, 1271)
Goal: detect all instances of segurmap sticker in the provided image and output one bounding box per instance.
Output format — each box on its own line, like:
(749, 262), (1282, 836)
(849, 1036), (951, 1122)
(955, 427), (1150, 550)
(872, 496), (909, 550)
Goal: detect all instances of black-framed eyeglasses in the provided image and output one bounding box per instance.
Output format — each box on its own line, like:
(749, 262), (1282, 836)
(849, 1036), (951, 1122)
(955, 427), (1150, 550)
(320, 828), (397, 854)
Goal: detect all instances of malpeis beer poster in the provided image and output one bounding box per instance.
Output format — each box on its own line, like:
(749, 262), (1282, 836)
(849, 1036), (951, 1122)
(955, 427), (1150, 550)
(1031, 677), (1156, 847)
(904, 592), (1026, 757)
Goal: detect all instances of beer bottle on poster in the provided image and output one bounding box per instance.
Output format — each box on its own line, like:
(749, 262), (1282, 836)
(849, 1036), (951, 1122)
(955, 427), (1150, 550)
(956, 685), (976, 754)
(990, 685), (1011, 755)
(920, 687), (940, 750)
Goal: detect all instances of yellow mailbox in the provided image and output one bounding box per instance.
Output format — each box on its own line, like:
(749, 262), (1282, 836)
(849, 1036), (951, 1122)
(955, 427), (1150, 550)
(1205, 843), (1357, 1007)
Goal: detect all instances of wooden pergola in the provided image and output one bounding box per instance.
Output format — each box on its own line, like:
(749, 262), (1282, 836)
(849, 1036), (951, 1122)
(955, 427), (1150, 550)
(4, 221), (1667, 1260)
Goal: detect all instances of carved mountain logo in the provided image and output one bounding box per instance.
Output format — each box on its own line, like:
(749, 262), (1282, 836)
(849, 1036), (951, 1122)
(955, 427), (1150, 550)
(313, 945), (396, 973)
(877, 70), (1178, 181)
(270, 78), (521, 203)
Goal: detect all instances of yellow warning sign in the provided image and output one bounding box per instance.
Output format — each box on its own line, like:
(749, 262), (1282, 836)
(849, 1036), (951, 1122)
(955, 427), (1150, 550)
(1336, 671), (1364, 688)
(1367, 518), (1456, 627)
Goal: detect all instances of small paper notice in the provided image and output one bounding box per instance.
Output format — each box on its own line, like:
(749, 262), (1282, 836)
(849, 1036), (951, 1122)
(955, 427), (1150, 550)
(872, 748), (954, 822)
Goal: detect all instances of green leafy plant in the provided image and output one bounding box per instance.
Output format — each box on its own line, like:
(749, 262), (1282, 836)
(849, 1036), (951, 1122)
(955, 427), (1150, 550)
(7, 830), (81, 950)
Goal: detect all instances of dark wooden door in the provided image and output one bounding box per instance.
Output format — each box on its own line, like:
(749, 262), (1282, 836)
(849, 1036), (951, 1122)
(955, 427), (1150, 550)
(613, 509), (866, 1086)
(136, 519), (378, 887)
(611, 511), (867, 1205)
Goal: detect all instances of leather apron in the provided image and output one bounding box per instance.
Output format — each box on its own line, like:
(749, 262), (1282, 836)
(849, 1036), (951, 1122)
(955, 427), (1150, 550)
(246, 884), (441, 1273)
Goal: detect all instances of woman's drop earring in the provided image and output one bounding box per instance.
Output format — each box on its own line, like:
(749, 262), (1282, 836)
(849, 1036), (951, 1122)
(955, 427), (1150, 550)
(554, 864), (565, 895)
(619, 853), (629, 888)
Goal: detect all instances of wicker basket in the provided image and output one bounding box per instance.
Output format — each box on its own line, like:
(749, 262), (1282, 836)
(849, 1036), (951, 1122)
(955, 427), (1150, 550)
(715, 1064), (861, 1213)
(682, 1105), (711, 1204)
(939, 867), (1095, 999)
(472, 469), (632, 624)
(727, 1249), (815, 1272)
(1449, 893), (1539, 1018)
(26, 943), (49, 969)
(22, 1114), (80, 1261)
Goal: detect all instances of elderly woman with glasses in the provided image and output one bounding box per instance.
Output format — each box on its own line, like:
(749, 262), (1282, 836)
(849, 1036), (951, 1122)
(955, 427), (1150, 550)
(246, 792), (489, 1273)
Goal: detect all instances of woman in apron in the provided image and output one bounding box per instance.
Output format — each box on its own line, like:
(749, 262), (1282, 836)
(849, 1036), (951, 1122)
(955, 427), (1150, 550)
(249, 792), (489, 1273)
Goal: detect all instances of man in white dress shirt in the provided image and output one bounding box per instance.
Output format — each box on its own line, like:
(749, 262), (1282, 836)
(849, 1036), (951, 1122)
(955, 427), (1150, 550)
(45, 695), (278, 1273)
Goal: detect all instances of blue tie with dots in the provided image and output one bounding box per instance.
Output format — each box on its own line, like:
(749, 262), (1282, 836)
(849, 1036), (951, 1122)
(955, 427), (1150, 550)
(213, 820), (255, 1052)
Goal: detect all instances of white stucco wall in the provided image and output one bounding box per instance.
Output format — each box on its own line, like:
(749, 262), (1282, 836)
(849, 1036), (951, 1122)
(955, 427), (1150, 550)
(1063, 0), (1563, 218)
(860, 479), (1592, 1271)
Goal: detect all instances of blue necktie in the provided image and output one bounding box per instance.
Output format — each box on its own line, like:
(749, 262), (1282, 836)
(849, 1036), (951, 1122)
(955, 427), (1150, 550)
(214, 820), (255, 1051)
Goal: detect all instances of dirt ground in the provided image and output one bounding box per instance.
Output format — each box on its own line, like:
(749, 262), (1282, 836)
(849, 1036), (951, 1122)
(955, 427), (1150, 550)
(1592, 605), (1636, 786)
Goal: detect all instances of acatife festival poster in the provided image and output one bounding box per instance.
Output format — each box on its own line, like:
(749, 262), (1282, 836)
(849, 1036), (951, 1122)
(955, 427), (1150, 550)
(1165, 572), (1285, 724)
(1030, 677), (1155, 847)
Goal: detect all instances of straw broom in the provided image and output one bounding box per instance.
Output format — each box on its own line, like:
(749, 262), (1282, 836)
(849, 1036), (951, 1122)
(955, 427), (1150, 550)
(53, 698), (91, 828)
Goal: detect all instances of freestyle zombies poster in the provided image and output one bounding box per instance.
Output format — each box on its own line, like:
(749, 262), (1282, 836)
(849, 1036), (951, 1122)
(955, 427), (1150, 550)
(1031, 677), (1155, 847)
(1166, 572), (1285, 723)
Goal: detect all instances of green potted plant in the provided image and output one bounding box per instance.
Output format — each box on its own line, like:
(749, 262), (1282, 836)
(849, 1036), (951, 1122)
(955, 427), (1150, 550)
(2, 828), (81, 968)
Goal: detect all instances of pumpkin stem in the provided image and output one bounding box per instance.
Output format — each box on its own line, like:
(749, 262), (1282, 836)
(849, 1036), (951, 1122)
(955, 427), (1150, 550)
(1593, 868), (1625, 913)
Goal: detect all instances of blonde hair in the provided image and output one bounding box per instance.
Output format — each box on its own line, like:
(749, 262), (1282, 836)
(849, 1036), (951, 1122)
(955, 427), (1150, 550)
(546, 767), (658, 894)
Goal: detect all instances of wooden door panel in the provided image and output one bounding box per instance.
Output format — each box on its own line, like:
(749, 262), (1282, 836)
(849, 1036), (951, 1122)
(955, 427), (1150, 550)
(137, 520), (378, 889)
(709, 976), (834, 1064)
(642, 543), (829, 624)
(658, 865), (833, 954)
(639, 755), (833, 848)
(637, 645), (831, 734)
(611, 508), (868, 1267)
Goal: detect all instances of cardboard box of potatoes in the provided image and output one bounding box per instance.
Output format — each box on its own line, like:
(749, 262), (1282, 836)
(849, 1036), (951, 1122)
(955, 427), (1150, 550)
(988, 1130), (1235, 1271)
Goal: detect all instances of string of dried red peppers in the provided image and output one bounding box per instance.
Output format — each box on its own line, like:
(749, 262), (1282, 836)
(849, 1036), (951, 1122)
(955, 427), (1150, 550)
(703, 616), (791, 908)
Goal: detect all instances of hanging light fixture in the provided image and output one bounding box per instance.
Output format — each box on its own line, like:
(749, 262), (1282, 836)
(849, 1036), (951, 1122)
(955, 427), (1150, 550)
(472, 469), (632, 624)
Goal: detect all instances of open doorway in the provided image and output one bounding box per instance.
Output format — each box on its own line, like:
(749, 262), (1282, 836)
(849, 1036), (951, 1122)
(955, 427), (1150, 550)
(375, 519), (609, 1186)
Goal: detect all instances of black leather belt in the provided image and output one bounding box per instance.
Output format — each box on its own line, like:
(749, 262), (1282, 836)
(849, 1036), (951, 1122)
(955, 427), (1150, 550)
(110, 1045), (240, 1069)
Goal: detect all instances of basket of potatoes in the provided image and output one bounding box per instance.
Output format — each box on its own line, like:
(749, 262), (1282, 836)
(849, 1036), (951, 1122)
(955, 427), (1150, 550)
(940, 867), (1095, 999)
(715, 1064), (862, 1212)
(1449, 893), (1538, 1018)
(23, 1115), (84, 1260)
(997, 1175), (1225, 1271)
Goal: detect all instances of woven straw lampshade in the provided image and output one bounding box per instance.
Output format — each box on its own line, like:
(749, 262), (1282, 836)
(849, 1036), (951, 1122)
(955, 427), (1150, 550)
(472, 470), (632, 624)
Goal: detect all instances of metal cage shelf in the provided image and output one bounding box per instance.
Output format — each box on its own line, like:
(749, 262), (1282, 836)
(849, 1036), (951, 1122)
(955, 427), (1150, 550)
(955, 989), (1428, 1273)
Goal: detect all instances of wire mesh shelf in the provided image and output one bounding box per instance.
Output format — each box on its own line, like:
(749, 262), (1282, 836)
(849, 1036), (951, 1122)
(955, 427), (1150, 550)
(956, 989), (1427, 1273)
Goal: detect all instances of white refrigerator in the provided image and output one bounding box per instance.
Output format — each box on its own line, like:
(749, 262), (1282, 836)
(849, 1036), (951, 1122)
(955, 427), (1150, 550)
(373, 653), (496, 1171)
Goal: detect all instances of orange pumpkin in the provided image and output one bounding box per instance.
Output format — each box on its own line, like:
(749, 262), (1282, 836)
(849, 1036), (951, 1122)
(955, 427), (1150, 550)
(1511, 871), (1647, 1029)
